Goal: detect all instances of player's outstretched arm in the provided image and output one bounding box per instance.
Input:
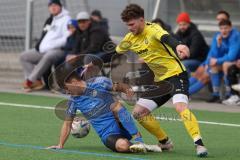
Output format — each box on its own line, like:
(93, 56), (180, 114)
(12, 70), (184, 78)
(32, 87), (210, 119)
(46, 119), (73, 149)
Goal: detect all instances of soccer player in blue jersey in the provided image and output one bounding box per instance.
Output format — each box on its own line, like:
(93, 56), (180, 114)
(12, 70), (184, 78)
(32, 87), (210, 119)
(47, 63), (161, 153)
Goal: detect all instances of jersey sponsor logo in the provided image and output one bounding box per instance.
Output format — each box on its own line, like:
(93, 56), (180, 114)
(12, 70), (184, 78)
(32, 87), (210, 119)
(136, 48), (148, 55)
(144, 38), (149, 44)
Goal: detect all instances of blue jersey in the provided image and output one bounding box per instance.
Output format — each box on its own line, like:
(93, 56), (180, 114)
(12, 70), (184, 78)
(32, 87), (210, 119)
(66, 76), (128, 143)
(205, 28), (240, 65)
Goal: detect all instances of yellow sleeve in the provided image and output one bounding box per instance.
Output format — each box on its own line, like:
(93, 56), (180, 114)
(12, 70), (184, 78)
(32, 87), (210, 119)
(152, 24), (169, 41)
(116, 34), (132, 54)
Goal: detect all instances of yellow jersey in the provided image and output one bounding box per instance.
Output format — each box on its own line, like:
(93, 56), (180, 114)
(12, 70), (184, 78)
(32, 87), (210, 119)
(116, 22), (186, 81)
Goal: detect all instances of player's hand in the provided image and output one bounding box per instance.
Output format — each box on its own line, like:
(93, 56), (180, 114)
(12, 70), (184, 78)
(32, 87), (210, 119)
(176, 44), (190, 59)
(236, 59), (240, 68)
(210, 58), (217, 66)
(46, 145), (63, 149)
(66, 54), (77, 62)
(217, 35), (222, 47)
(126, 88), (134, 97)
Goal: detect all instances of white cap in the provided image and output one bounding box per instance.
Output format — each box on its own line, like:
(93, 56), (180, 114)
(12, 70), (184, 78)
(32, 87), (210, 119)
(76, 11), (90, 20)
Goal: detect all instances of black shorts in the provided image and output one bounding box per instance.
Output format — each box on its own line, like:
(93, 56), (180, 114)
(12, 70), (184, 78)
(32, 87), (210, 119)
(104, 134), (128, 152)
(150, 71), (189, 107)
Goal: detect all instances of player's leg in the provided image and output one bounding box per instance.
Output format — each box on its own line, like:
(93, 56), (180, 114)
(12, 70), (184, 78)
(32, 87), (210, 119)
(105, 134), (146, 153)
(208, 65), (222, 102)
(111, 102), (143, 143)
(222, 62), (236, 98)
(170, 71), (208, 157)
(132, 97), (173, 151)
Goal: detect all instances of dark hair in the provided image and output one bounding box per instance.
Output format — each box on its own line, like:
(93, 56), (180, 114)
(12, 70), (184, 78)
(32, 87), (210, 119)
(121, 4), (144, 22)
(217, 10), (230, 19)
(91, 10), (102, 18)
(218, 19), (232, 26)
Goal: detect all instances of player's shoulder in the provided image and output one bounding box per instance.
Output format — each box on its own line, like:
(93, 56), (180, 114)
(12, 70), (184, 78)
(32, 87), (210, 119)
(146, 22), (163, 31)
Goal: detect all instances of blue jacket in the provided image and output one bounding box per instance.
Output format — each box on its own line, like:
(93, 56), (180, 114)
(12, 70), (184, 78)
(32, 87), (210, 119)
(205, 28), (240, 65)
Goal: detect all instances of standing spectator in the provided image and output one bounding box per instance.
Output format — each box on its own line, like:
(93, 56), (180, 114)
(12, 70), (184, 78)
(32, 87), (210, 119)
(222, 59), (240, 105)
(188, 11), (231, 96)
(207, 20), (240, 103)
(91, 10), (109, 33)
(67, 11), (112, 64)
(175, 12), (209, 72)
(20, 0), (71, 92)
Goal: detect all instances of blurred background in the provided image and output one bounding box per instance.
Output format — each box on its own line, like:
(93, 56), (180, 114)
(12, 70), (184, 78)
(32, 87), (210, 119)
(0, 0), (239, 91)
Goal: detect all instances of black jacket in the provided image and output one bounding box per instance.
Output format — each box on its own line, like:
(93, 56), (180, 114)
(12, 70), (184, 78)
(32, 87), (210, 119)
(175, 23), (209, 62)
(71, 21), (111, 55)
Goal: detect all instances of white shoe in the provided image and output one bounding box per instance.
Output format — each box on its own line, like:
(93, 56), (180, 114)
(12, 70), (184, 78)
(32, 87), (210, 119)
(158, 139), (174, 151)
(129, 143), (147, 153)
(232, 84), (240, 92)
(144, 144), (162, 152)
(196, 145), (208, 157)
(222, 95), (240, 105)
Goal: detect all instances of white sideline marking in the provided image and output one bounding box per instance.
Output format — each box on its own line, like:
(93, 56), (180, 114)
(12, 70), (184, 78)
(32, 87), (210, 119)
(0, 102), (54, 110)
(1, 101), (240, 128)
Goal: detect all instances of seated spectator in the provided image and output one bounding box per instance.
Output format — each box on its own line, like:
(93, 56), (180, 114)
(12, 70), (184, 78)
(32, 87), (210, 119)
(188, 10), (231, 96)
(206, 20), (240, 103)
(222, 59), (240, 105)
(151, 18), (173, 35)
(66, 11), (112, 64)
(20, 0), (71, 92)
(175, 12), (209, 72)
(64, 19), (79, 61)
(91, 10), (109, 33)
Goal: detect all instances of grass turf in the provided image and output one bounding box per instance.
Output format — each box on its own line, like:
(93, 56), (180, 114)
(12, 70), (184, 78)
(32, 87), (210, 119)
(0, 92), (240, 160)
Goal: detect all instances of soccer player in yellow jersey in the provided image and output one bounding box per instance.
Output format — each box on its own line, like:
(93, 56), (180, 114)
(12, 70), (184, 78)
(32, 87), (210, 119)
(116, 4), (208, 157)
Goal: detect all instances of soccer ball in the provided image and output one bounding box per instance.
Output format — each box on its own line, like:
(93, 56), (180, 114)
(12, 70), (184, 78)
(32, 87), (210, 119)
(71, 117), (91, 138)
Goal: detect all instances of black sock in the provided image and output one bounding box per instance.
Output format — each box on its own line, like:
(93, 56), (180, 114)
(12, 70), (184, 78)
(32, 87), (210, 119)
(195, 139), (204, 146)
(159, 137), (169, 144)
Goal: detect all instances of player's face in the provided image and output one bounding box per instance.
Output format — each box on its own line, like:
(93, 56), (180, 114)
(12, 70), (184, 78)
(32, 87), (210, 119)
(125, 18), (145, 35)
(65, 78), (86, 96)
(220, 25), (232, 38)
(178, 22), (190, 33)
(48, 4), (62, 16)
(216, 14), (228, 24)
(78, 20), (91, 31)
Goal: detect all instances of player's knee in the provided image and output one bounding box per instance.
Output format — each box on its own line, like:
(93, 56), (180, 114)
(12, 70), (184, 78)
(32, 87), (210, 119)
(115, 139), (130, 152)
(175, 102), (188, 113)
(19, 53), (28, 62)
(222, 62), (233, 74)
(132, 106), (150, 120)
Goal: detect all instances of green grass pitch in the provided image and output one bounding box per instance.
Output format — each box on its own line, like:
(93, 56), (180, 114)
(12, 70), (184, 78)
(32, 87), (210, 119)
(0, 92), (240, 160)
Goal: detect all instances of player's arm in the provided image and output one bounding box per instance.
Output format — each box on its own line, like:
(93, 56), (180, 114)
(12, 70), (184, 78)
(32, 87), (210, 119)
(46, 118), (73, 149)
(154, 25), (190, 59)
(112, 82), (134, 97)
(161, 34), (190, 59)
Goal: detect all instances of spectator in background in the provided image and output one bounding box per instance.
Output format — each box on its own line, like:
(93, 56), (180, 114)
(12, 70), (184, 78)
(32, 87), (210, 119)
(222, 59), (240, 105)
(64, 19), (79, 59)
(91, 10), (109, 33)
(152, 18), (173, 35)
(206, 20), (240, 103)
(175, 12), (209, 72)
(189, 10), (232, 96)
(66, 11), (112, 64)
(20, 0), (71, 92)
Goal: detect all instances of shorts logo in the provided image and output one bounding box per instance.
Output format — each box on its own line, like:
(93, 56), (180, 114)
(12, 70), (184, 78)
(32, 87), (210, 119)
(92, 90), (98, 97)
